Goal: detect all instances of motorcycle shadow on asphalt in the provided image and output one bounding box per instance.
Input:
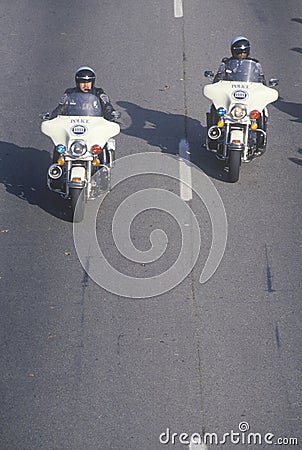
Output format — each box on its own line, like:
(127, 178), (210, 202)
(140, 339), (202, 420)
(288, 148), (302, 167)
(272, 97), (302, 166)
(0, 141), (73, 221)
(273, 97), (302, 124)
(117, 101), (229, 182)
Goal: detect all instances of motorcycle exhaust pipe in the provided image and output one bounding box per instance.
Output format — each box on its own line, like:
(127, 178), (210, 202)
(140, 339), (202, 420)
(48, 164), (63, 180)
(208, 125), (221, 140)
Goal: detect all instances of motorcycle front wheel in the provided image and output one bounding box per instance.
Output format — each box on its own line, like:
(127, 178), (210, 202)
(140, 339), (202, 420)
(70, 187), (85, 222)
(229, 150), (241, 183)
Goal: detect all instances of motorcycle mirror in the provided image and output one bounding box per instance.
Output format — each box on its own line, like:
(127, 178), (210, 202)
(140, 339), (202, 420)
(39, 112), (50, 120)
(204, 70), (214, 78)
(268, 78), (279, 87)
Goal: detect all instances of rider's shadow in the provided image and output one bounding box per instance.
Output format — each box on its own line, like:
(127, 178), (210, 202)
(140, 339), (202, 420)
(291, 17), (302, 53)
(273, 97), (302, 123)
(117, 101), (227, 181)
(0, 141), (72, 221)
(279, 18), (302, 122)
(289, 148), (302, 166)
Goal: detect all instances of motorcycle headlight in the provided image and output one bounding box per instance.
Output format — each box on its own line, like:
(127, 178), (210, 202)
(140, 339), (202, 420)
(70, 141), (87, 157)
(230, 104), (247, 120)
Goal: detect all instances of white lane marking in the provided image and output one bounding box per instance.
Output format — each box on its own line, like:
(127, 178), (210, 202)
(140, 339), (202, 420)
(174, 0), (183, 17)
(189, 442), (208, 450)
(179, 139), (192, 201)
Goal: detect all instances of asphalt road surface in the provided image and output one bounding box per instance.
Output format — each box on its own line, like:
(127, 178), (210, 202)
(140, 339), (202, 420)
(0, 1), (301, 449)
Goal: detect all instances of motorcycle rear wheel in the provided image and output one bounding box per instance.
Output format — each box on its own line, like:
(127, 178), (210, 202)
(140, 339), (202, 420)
(70, 187), (85, 222)
(229, 151), (241, 183)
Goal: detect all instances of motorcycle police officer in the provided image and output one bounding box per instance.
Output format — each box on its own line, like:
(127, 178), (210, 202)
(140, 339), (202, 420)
(50, 66), (120, 162)
(207, 37), (266, 153)
(51, 66), (120, 120)
(213, 36), (265, 83)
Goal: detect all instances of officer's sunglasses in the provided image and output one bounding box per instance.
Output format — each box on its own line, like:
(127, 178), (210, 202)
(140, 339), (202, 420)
(234, 49), (248, 55)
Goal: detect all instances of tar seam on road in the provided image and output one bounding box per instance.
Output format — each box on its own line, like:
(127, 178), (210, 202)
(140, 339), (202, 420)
(74, 253), (91, 383)
(275, 322), (281, 356)
(190, 267), (207, 446)
(265, 244), (276, 293)
(178, 1), (193, 201)
(178, 8), (206, 439)
(181, 13), (188, 137)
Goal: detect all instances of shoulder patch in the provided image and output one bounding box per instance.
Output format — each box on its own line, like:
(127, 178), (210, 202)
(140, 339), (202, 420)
(59, 93), (68, 105)
(217, 62), (226, 73)
(100, 93), (109, 103)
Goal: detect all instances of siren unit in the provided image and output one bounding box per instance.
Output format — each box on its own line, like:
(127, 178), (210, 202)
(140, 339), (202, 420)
(48, 164), (63, 179)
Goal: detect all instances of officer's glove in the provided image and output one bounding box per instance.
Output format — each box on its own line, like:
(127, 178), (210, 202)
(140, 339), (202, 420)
(40, 112), (50, 120)
(111, 110), (121, 121)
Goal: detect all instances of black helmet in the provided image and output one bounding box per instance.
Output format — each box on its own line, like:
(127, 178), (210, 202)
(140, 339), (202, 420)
(231, 36), (250, 57)
(75, 66), (96, 87)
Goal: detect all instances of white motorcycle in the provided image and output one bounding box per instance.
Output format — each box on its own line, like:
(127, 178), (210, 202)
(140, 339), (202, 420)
(203, 59), (278, 182)
(41, 92), (120, 221)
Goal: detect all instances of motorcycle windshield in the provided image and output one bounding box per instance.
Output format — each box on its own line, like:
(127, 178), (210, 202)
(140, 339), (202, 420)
(65, 92), (102, 116)
(225, 59), (262, 82)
